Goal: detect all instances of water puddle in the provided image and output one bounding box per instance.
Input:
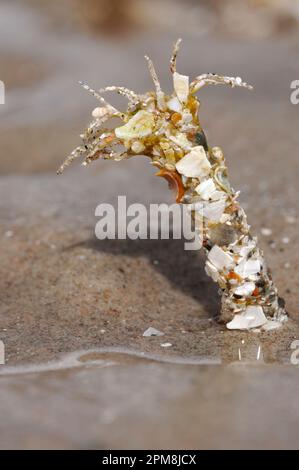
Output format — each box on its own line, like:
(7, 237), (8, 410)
(1, 340), (289, 378)
(0, 347), (222, 377)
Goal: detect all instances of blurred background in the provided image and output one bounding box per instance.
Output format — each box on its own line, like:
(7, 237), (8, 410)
(1, 0), (299, 173)
(0, 0), (299, 450)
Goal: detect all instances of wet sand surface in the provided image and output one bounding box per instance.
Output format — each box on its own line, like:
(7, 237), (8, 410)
(0, 1), (298, 449)
(0, 352), (299, 450)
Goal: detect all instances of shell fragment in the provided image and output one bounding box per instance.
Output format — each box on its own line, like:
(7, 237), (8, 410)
(143, 327), (164, 337)
(205, 260), (220, 282)
(233, 282), (255, 297)
(173, 72), (189, 103)
(115, 110), (155, 140)
(262, 320), (282, 331)
(208, 245), (234, 271)
(167, 97), (182, 112)
(203, 199), (226, 222)
(235, 259), (261, 278)
(195, 178), (216, 200)
(226, 305), (267, 330)
(176, 146), (211, 178)
(131, 140), (145, 153)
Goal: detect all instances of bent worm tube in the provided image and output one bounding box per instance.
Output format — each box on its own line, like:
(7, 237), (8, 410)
(58, 40), (287, 330)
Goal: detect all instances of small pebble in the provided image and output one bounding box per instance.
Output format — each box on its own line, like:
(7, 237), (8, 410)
(100, 329), (106, 334)
(285, 215), (296, 224)
(284, 262), (291, 269)
(261, 228), (272, 236)
(282, 237), (290, 244)
(160, 342), (172, 348)
(153, 260), (159, 265)
(4, 230), (13, 238)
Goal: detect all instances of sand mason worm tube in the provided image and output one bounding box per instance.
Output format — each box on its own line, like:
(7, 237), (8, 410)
(58, 39), (287, 330)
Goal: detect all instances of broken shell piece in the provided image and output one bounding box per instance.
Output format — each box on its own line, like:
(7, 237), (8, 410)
(131, 140), (145, 154)
(233, 239), (256, 257)
(226, 305), (267, 330)
(219, 213), (230, 224)
(205, 260), (220, 282)
(115, 110), (155, 140)
(195, 178), (216, 200)
(176, 146), (211, 178)
(203, 199), (226, 222)
(211, 146), (224, 162)
(208, 245), (234, 271)
(210, 190), (226, 201)
(92, 106), (109, 119)
(143, 327), (164, 337)
(235, 259), (261, 278)
(233, 282), (255, 297)
(181, 111), (192, 124)
(167, 96), (182, 112)
(262, 320), (282, 331)
(173, 72), (189, 103)
(169, 132), (191, 150)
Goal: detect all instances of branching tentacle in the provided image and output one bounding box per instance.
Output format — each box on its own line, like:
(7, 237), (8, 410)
(78, 81), (124, 117)
(97, 86), (140, 105)
(80, 113), (116, 145)
(190, 74), (253, 94)
(57, 146), (87, 174)
(170, 38), (182, 74)
(144, 55), (166, 111)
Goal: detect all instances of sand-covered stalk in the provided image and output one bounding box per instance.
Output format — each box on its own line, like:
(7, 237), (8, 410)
(58, 39), (287, 330)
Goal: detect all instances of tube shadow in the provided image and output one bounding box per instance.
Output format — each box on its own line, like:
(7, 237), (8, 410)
(65, 236), (220, 318)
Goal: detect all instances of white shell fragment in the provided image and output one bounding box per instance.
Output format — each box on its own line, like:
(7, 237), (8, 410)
(195, 178), (216, 200)
(236, 240), (256, 258)
(233, 282), (255, 297)
(173, 72), (189, 103)
(210, 190), (226, 201)
(167, 96), (182, 112)
(181, 111), (192, 124)
(262, 320), (282, 331)
(176, 146), (211, 178)
(235, 259), (261, 278)
(169, 132), (191, 151)
(203, 199), (226, 222)
(208, 245), (234, 271)
(131, 140), (145, 154)
(205, 260), (220, 282)
(115, 110), (155, 140)
(226, 306), (267, 330)
(143, 327), (164, 337)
